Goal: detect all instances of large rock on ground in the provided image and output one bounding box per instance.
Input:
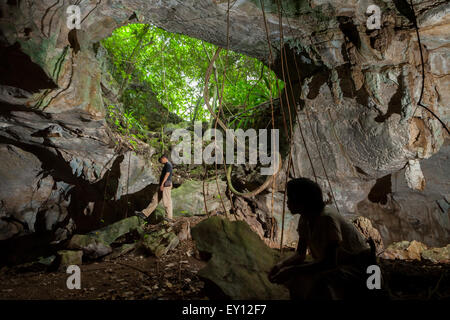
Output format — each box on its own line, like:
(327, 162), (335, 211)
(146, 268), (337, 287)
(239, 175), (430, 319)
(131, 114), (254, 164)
(68, 234), (112, 259)
(67, 216), (142, 259)
(108, 243), (137, 260)
(381, 240), (449, 263)
(421, 245), (450, 264)
(138, 225), (179, 258)
(191, 216), (289, 300)
(382, 240), (427, 261)
(88, 216), (142, 244)
(57, 250), (83, 270)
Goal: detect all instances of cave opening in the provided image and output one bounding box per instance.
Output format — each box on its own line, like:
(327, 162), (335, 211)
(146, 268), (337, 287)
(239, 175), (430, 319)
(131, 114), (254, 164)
(100, 23), (284, 138)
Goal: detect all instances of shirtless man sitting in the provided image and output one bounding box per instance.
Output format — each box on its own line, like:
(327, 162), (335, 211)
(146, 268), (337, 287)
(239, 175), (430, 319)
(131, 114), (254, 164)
(268, 178), (377, 299)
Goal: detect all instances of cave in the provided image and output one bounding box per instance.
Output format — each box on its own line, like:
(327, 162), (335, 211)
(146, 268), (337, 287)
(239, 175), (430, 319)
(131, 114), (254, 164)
(0, 0), (448, 304)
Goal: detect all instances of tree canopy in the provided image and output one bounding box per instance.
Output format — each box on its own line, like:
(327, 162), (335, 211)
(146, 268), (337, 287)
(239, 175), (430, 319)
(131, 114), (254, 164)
(102, 23), (283, 129)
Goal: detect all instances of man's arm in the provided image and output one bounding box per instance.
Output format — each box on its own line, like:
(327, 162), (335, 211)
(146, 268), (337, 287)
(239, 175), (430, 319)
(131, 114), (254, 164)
(281, 238), (307, 266)
(270, 242), (339, 284)
(268, 238), (307, 281)
(292, 241), (338, 272)
(160, 172), (170, 191)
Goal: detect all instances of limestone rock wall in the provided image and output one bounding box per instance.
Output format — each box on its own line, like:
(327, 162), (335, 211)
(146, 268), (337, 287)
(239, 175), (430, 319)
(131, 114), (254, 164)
(0, 0), (448, 261)
(0, 104), (158, 264)
(283, 0), (449, 246)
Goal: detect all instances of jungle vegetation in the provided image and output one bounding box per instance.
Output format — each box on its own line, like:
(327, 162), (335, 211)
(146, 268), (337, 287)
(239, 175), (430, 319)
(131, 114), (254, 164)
(102, 23), (284, 139)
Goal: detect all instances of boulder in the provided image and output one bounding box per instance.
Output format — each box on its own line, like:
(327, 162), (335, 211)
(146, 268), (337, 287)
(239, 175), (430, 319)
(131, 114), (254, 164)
(67, 216), (142, 259)
(67, 235), (112, 260)
(57, 250), (83, 270)
(252, 192), (298, 247)
(382, 240), (428, 260)
(191, 216), (289, 300)
(139, 225), (179, 258)
(37, 255), (57, 267)
(421, 245), (450, 264)
(382, 241), (450, 263)
(109, 243), (137, 260)
(90, 216), (142, 245)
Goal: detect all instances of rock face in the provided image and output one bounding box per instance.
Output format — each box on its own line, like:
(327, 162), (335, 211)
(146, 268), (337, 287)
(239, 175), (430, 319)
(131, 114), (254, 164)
(352, 216), (384, 254)
(231, 0), (449, 248)
(253, 192), (299, 247)
(282, 1), (450, 247)
(0, 0), (448, 263)
(191, 216), (289, 300)
(157, 179), (232, 217)
(0, 105), (158, 264)
(357, 142), (450, 246)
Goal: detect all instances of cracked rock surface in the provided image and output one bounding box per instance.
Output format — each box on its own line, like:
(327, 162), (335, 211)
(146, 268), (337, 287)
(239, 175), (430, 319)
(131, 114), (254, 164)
(0, 0), (448, 263)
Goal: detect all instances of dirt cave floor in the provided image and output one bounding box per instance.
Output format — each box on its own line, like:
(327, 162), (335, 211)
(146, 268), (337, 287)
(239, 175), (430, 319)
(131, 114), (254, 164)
(0, 217), (449, 300)
(0, 237), (208, 300)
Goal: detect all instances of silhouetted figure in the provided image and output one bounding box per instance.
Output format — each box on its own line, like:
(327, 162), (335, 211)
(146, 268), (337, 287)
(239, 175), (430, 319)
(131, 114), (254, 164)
(269, 178), (377, 299)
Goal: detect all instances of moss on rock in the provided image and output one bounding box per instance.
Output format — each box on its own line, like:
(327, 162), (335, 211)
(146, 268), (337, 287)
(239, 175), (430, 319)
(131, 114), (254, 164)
(191, 216), (289, 299)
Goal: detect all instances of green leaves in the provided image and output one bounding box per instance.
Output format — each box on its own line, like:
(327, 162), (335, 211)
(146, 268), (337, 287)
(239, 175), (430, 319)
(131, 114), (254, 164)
(102, 23), (282, 129)
(106, 104), (147, 151)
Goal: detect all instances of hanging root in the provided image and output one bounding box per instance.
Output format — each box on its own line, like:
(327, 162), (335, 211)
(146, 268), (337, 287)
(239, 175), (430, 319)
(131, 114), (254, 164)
(226, 152), (282, 198)
(203, 47), (283, 199)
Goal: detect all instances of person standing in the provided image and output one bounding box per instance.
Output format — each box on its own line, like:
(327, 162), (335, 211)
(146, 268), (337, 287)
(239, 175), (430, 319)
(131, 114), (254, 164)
(137, 155), (173, 221)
